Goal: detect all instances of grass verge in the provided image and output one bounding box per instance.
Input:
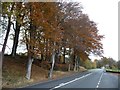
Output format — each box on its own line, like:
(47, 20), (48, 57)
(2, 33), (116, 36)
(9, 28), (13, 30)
(2, 55), (86, 88)
(106, 69), (120, 73)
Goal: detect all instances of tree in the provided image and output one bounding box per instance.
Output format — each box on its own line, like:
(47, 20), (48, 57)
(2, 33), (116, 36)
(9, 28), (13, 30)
(1, 2), (104, 80)
(96, 57), (117, 69)
(57, 2), (83, 70)
(83, 59), (92, 69)
(61, 13), (104, 70)
(11, 2), (25, 57)
(1, 3), (15, 56)
(22, 2), (63, 79)
(92, 60), (97, 69)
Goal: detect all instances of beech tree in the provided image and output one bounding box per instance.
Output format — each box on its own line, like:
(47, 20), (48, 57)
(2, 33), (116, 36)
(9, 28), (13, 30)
(21, 2), (63, 79)
(23, 2), (104, 78)
(1, 2), (104, 80)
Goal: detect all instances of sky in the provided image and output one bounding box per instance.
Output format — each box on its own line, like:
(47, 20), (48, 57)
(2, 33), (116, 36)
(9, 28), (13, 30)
(0, 0), (119, 61)
(74, 0), (119, 61)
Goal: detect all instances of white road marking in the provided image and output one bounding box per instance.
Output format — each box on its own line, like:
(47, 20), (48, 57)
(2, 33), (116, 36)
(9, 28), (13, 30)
(96, 85), (99, 88)
(96, 73), (103, 88)
(50, 73), (92, 90)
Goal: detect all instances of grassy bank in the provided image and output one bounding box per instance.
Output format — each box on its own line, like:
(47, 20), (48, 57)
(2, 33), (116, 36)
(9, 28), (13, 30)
(106, 69), (120, 73)
(2, 55), (86, 88)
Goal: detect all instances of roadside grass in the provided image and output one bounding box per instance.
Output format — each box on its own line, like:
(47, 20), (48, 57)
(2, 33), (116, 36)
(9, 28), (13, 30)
(106, 69), (120, 73)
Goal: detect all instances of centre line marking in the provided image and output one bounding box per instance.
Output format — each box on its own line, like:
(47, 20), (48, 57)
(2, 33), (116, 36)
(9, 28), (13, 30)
(50, 73), (92, 90)
(96, 72), (103, 88)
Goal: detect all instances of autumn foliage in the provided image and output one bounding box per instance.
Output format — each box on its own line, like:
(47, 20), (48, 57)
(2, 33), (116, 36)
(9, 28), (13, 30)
(1, 2), (104, 79)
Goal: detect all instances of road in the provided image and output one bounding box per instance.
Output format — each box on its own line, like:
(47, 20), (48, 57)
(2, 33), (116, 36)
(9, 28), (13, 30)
(17, 69), (119, 90)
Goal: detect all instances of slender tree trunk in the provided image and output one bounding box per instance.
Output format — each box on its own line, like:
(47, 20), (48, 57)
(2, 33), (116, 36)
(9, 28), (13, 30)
(26, 34), (34, 80)
(74, 62), (77, 71)
(48, 42), (56, 79)
(76, 58), (79, 71)
(45, 39), (49, 60)
(0, 52), (3, 90)
(11, 21), (21, 57)
(26, 29), (34, 80)
(68, 47), (71, 71)
(63, 47), (66, 64)
(26, 55), (34, 80)
(68, 63), (71, 71)
(48, 51), (56, 79)
(74, 56), (77, 71)
(0, 3), (3, 89)
(25, 32), (34, 80)
(11, 3), (24, 57)
(2, 3), (14, 56)
(25, 3), (35, 80)
(2, 17), (11, 55)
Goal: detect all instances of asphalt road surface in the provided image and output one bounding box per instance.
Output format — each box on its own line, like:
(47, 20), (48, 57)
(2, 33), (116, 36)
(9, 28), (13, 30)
(17, 69), (119, 90)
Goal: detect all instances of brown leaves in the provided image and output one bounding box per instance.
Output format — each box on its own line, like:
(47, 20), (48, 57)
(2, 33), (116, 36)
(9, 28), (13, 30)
(5, 2), (103, 59)
(61, 13), (104, 59)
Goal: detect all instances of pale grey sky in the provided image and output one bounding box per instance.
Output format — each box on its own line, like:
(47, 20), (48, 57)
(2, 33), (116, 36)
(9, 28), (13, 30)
(75, 0), (118, 61)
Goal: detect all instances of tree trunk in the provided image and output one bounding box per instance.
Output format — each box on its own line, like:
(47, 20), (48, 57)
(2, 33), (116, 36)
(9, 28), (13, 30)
(25, 30), (34, 80)
(68, 63), (71, 71)
(76, 59), (79, 71)
(11, 21), (21, 57)
(2, 17), (11, 55)
(0, 52), (3, 90)
(25, 3), (35, 80)
(26, 55), (34, 80)
(63, 47), (66, 64)
(74, 56), (77, 71)
(48, 51), (56, 79)
(2, 3), (14, 56)
(11, 3), (23, 57)
(74, 62), (77, 71)
(48, 41), (56, 79)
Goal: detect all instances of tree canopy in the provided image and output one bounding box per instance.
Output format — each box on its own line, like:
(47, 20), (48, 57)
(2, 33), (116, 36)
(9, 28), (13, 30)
(1, 2), (104, 79)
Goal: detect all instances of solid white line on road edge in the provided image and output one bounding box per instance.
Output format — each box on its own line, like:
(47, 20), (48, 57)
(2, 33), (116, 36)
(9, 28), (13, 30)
(49, 73), (92, 90)
(96, 72), (103, 88)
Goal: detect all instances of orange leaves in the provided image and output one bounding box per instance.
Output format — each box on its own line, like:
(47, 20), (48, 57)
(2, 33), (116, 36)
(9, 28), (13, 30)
(19, 2), (104, 59)
(62, 12), (104, 59)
